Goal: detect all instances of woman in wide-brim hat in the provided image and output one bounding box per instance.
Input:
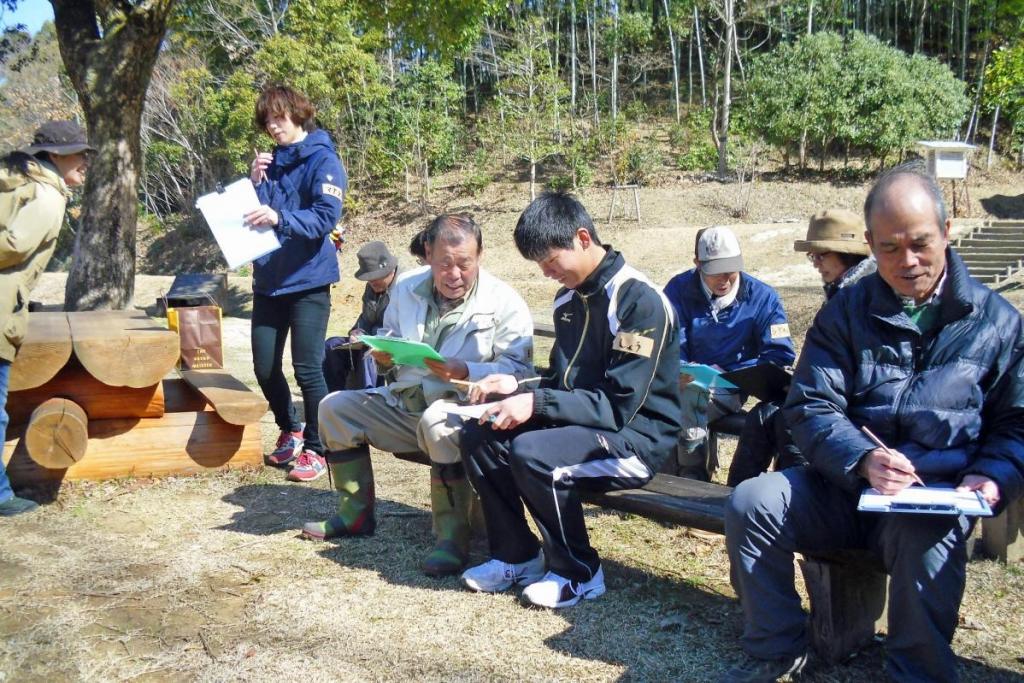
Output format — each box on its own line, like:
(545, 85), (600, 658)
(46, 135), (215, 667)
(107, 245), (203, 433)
(793, 209), (876, 300)
(0, 119), (95, 516)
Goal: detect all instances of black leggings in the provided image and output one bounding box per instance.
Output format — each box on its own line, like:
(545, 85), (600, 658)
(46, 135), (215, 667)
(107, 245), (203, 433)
(252, 286), (331, 454)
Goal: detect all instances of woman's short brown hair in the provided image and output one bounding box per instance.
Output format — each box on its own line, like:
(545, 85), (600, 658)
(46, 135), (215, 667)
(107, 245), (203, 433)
(254, 85), (316, 132)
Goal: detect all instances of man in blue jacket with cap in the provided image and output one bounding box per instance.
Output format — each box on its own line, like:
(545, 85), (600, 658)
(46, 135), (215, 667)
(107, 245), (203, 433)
(722, 163), (1024, 682)
(663, 226), (795, 481)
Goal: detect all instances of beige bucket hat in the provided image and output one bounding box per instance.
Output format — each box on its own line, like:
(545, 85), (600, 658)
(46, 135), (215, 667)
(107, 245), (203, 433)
(793, 209), (870, 256)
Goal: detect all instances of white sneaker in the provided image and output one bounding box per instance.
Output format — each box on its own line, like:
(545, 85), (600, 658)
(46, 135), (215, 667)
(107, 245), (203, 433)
(521, 566), (606, 609)
(461, 553), (545, 593)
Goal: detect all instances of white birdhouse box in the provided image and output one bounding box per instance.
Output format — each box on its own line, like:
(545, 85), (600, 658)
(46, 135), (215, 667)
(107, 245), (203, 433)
(917, 141), (975, 180)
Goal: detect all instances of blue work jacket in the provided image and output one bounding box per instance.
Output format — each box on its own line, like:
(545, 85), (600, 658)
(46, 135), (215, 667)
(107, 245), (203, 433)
(663, 269), (796, 372)
(253, 129), (346, 296)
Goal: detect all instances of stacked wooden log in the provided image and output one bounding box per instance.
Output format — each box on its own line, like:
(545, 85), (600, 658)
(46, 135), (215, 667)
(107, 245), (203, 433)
(3, 310), (267, 487)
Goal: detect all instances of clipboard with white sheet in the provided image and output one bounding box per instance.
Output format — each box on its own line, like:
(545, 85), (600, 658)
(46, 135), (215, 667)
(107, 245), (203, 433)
(857, 486), (993, 516)
(196, 178), (281, 269)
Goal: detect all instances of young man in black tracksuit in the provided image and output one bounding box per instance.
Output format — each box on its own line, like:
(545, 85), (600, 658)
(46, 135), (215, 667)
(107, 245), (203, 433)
(459, 192), (682, 609)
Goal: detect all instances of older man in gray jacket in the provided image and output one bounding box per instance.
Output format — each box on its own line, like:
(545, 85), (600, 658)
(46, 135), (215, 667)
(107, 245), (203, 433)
(306, 214), (534, 578)
(722, 164), (1024, 683)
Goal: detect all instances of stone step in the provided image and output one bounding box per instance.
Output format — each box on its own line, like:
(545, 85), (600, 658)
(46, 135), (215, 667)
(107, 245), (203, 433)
(960, 254), (1024, 264)
(959, 236), (1024, 244)
(957, 242), (1024, 253)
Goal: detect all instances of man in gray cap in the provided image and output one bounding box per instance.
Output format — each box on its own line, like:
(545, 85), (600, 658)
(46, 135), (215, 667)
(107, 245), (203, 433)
(323, 241), (401, 392)
(662, 226), (796, 481)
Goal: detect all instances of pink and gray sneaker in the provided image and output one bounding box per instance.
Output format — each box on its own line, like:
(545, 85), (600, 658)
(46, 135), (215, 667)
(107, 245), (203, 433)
(287, 450), (328, 482)
(267, 430), (304, 466)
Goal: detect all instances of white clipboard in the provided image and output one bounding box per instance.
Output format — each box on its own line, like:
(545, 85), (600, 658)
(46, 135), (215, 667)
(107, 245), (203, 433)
(857, 486), (993, 516)
(196, 178), (281, 269)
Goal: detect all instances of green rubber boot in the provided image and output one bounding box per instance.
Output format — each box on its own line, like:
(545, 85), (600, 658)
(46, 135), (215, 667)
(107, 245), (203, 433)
(421, 461), (473, 577)
(301, 447), (376, 540)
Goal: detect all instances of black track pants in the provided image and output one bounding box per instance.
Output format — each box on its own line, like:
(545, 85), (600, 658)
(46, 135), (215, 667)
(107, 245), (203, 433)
(462, 421), (654, 582)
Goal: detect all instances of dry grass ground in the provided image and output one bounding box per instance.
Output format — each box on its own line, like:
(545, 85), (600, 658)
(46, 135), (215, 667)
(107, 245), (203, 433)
(5, 174), (1024, 682)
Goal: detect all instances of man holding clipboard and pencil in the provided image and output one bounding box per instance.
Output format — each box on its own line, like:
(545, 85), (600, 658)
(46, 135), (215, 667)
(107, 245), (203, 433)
(722, 164), (1024, 683)
(308, 214), (533, 579)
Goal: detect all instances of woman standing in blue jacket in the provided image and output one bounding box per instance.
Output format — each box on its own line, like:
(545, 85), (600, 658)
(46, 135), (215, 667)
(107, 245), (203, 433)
(244, 85), (346, 483)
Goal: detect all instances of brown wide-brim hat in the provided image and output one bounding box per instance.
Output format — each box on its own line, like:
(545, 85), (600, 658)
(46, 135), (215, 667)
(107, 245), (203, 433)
(794, 209), (870, 256)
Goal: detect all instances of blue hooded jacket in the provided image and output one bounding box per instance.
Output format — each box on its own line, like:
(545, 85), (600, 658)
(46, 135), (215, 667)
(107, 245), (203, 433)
(663, 269), (796, 371)
(784, 249), (1024, 508)
(253, 128), (346, 296)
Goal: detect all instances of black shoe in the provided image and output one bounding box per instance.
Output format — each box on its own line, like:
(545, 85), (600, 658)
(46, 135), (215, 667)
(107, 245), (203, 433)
(0, 496), (39, 517)
(720, 652), (808, 682)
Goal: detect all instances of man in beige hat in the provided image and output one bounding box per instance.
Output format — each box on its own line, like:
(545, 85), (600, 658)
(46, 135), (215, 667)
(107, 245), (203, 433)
(728, 210), (877, 487)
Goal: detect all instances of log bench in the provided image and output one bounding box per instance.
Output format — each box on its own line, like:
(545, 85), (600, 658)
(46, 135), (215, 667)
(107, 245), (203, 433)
(4, 311), (266, 488)
(392, 447), (885, 664)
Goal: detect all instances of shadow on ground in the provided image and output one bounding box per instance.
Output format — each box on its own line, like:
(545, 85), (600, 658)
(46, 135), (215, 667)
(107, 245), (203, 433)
(219, 482), (451, 593)
(980, 194), (1024, 220)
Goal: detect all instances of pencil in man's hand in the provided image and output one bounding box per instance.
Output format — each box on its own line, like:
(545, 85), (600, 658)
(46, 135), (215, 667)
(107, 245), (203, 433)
(861, 425), (926, 487)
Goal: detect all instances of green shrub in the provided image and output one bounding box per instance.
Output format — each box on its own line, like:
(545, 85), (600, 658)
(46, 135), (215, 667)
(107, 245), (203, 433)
(740, 31), (968, 165)
(547, 174), (574, 191)
(669, 108), (718, 172)
(464, 150), (495, 194)
(615, 136), (660, 185)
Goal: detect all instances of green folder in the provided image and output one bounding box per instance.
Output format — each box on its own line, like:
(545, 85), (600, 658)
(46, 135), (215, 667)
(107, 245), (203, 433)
(359, 335), (446, 368)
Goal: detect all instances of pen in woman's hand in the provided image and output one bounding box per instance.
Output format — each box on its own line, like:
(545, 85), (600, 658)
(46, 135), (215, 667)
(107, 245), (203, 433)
(253, 147), (268, 183)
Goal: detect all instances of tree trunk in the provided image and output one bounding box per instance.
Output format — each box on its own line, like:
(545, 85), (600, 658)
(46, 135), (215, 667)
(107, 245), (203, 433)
(662, 0), (680, 123)
(717, 0), (734, 180)
(589, 2), (599, 127)
(914, 0), (928, 53)
(965, 32), (991, 143)
(807, 0), (815, 33)
(530, 160), (537, 200)
(960, 0), (970, 81)
(987, 105), (999, 170)
(694, 6), (707, 108)
(52, 0), (175, 312)
(570, 0), (578, 114)
(610, 0), (619, 122)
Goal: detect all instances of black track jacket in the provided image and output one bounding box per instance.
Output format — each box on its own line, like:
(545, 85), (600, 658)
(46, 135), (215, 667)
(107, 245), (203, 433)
(531, 248), (683, 469)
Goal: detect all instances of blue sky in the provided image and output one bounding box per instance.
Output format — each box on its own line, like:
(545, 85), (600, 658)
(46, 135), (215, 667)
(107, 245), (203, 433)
(1, 1), (54, 35)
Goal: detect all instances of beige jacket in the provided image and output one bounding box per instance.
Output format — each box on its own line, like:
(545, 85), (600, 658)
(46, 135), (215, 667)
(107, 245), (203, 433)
(0, 157), (69, 362)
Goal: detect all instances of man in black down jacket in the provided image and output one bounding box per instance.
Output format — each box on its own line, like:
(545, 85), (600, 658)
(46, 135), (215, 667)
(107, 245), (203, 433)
(722, 163), (1024, 683)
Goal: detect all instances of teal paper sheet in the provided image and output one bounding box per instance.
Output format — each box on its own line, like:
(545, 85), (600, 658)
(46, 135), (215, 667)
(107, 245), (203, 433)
(679, 362), (739, 390)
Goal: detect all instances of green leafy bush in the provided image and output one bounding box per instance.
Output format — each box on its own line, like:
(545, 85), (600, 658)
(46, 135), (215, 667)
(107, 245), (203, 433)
(669, 108), (718, 172)
(740, 31), (968, 166)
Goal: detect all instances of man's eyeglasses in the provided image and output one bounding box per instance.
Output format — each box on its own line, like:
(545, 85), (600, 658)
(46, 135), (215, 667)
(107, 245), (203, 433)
(806, 251), (834, 264)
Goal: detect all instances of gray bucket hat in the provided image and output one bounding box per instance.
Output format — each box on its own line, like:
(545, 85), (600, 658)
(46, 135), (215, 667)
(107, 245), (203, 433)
(353, 241), (398, 281)
(20, 120), (96, 156)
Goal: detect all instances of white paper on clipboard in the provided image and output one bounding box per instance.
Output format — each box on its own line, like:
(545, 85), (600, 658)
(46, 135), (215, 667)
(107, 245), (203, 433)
(196, 178), (281, 269)
(857, 486), (993, 516)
